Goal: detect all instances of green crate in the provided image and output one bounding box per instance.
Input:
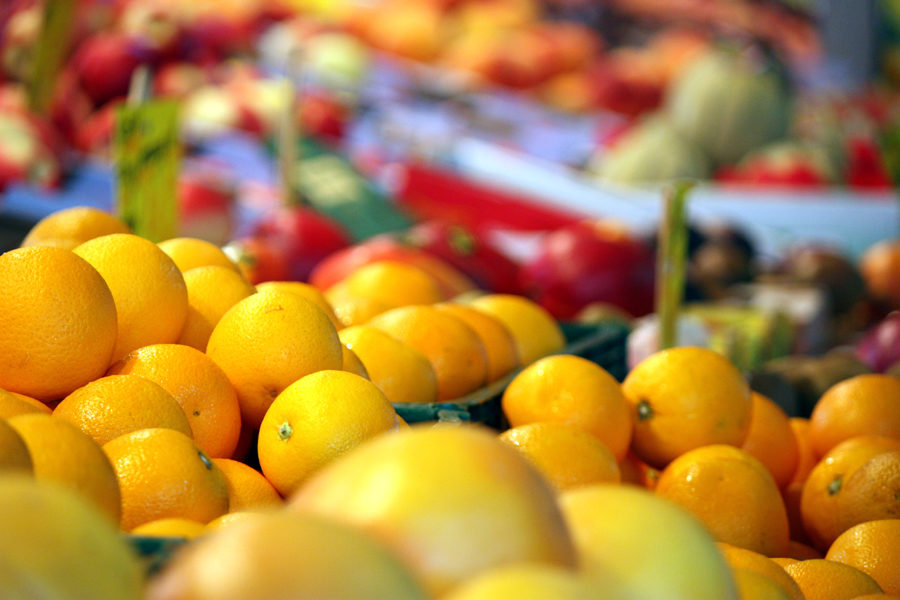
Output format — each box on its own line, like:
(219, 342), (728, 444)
(391, 320), (630, 430)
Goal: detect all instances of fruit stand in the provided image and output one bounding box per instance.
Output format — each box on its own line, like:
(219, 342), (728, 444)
(3, 1), (900, 599)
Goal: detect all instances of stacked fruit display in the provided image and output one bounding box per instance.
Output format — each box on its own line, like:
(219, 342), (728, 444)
(2, 205), (900, 600)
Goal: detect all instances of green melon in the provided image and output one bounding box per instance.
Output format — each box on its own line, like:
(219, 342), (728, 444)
(667, 49), (791, 166)
(590, 117), (711, 184)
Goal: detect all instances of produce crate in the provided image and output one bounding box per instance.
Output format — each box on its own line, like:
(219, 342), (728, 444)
(392, 320), (630, 430)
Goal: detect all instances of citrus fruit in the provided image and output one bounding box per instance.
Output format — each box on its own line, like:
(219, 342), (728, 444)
(256, 280), (341, 330)
(809, 374), (900, 458)
(341, 346), (369, 378)
(772, 558), (799, 567)
(177, 265), (256, 351)
(206, 289), (342, 428)
(621, 346), (753, 468)
(787, 541), (823, 560)
(327, 260), (445, 308)
(0, 246), (117, 400)
(790, 417), (817, 484)
(74, 233), (188, 361)
(0, 418), (31, 473)
(368, 305), (489, 400)
(502, 354), (632, 461)
(326, 286), (394, 327)
(469, 294), (565, 365)
(499, 422), (621, 491)
(436, 302), (519, 382)
(732, 568), (794, 600)
(559, 484), (738, 600)
(132, 518), (208, 539)
(205, 511), (259, 531)
(655, 445), (790, 556)
(801, 435), (900, 551)
(443, 564), (627, 600)
(146, 511), (429, 600)
(619, 450), (660, 490)
(827, 519), (900, 594)
(258, 370), (398, 496)
(783, 559), (883, 600)
(109, 344), (242, 459)
(0, 475), (144, 600)
(20, 206), (131, 250)
(212, 458), (281, 510)
(103, 428), (228, 530)
(0, 388), (50, 418)
(291, 425), (576, 596)
(741, 393), (800, 489)
(717, 543), (804, 600)
(8, 413), (120, 523)
(158, 237), (238, 273)
(54, 374), (192, 446)
(833, 450), (900, 534)
(338, 325), (438, 404)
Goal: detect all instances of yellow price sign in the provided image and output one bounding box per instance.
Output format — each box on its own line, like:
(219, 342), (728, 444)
(113, 101), (181, 242)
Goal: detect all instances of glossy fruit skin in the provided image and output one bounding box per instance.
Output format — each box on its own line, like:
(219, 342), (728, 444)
(856, 313), (900, 372)
(520, 220), (655, 319)
(250, 206), (350, 283)
(400, 221), (522, 294)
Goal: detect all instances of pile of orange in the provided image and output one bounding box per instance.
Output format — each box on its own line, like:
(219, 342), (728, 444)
(3, 205), (900, 600)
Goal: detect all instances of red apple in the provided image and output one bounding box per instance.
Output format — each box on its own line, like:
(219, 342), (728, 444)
(222, 236), (290, 285)
(71, 33), (151, 105)
(298, 92), (348, 143)
(856, 313), (900, 372)
(309, 235), (476, 297)
(178, 172), (236, 245)
(50, 69), (95, 147)
(400, 221), (522, 294)
(74, 101), (119, 155)
(520, 220), (656, 319)
(250, 206), (351, 282)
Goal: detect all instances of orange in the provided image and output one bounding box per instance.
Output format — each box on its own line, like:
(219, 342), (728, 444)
(717, 543), (804, 600)
(53, 374), (192, 446)
(177, 266), (256, 351)
(258, 370), (398, 496)
(341, 346), (369, 378)
(327, 260), (445, 309)
(731, 568), (794, 600)
(787, 541), (823, 560)
(256, 281), (342, 330)
(783, 559), (883, 600)
(338, 325), (438, 404)
(772, 558), (799, 567)
(368, 305), (489, 401)
(436, 302), (519, 382)
(0, 388), (50, 418)
(0, 418), (32, 473)
(790, 418), (817, 484)
(326, 288), (394, 327)
(655, 445), (790, 557)
(7, 413), (121, 523)
(74, 233), (188, 361)
(0, 475), (144, 600)
(206, 289), (342, 428)
(205, 511), (259, 531)
(809, 374), (900, 458)
(103, 427), (228, 530)
(741, 393), (800, 489)
(109, 344), (242, 459)
(145, 510), (429, 600)
(291, 425), (576, 596)
(20, 206), (131, 250)
(470, 294), (565, 365)
(211, 458), (281, 510)
(499, 422), (621, 491)
(833, 450), (900, 534)
(619, 450), (660, 490)
(622, 347), (753, 468)
(559, 485), (738, 600)
(132, 518), (208, 539)
(801, 435), (900, 551)
(502, 355), (632, 461)
(442, 564), (630, 600)
(158, 237), (238, 273)
(854, 596), (900, 600)
(0, 247), (117, 400)
(827, 519), (900, 594)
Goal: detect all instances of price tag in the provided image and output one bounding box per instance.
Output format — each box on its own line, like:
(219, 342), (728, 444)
(27, 0), (76, 114)
(113, 101), (181, 242)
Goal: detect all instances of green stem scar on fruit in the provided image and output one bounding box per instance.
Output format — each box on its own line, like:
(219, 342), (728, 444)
(198, 451), (214, 470)
(828, 476), (843, 496)
(279, 422), (293, 442)
(637, 400), (654, 421)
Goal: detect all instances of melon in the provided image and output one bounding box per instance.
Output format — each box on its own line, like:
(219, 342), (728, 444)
(590, 117), (711, 184)
(667, 49), (791, 166)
